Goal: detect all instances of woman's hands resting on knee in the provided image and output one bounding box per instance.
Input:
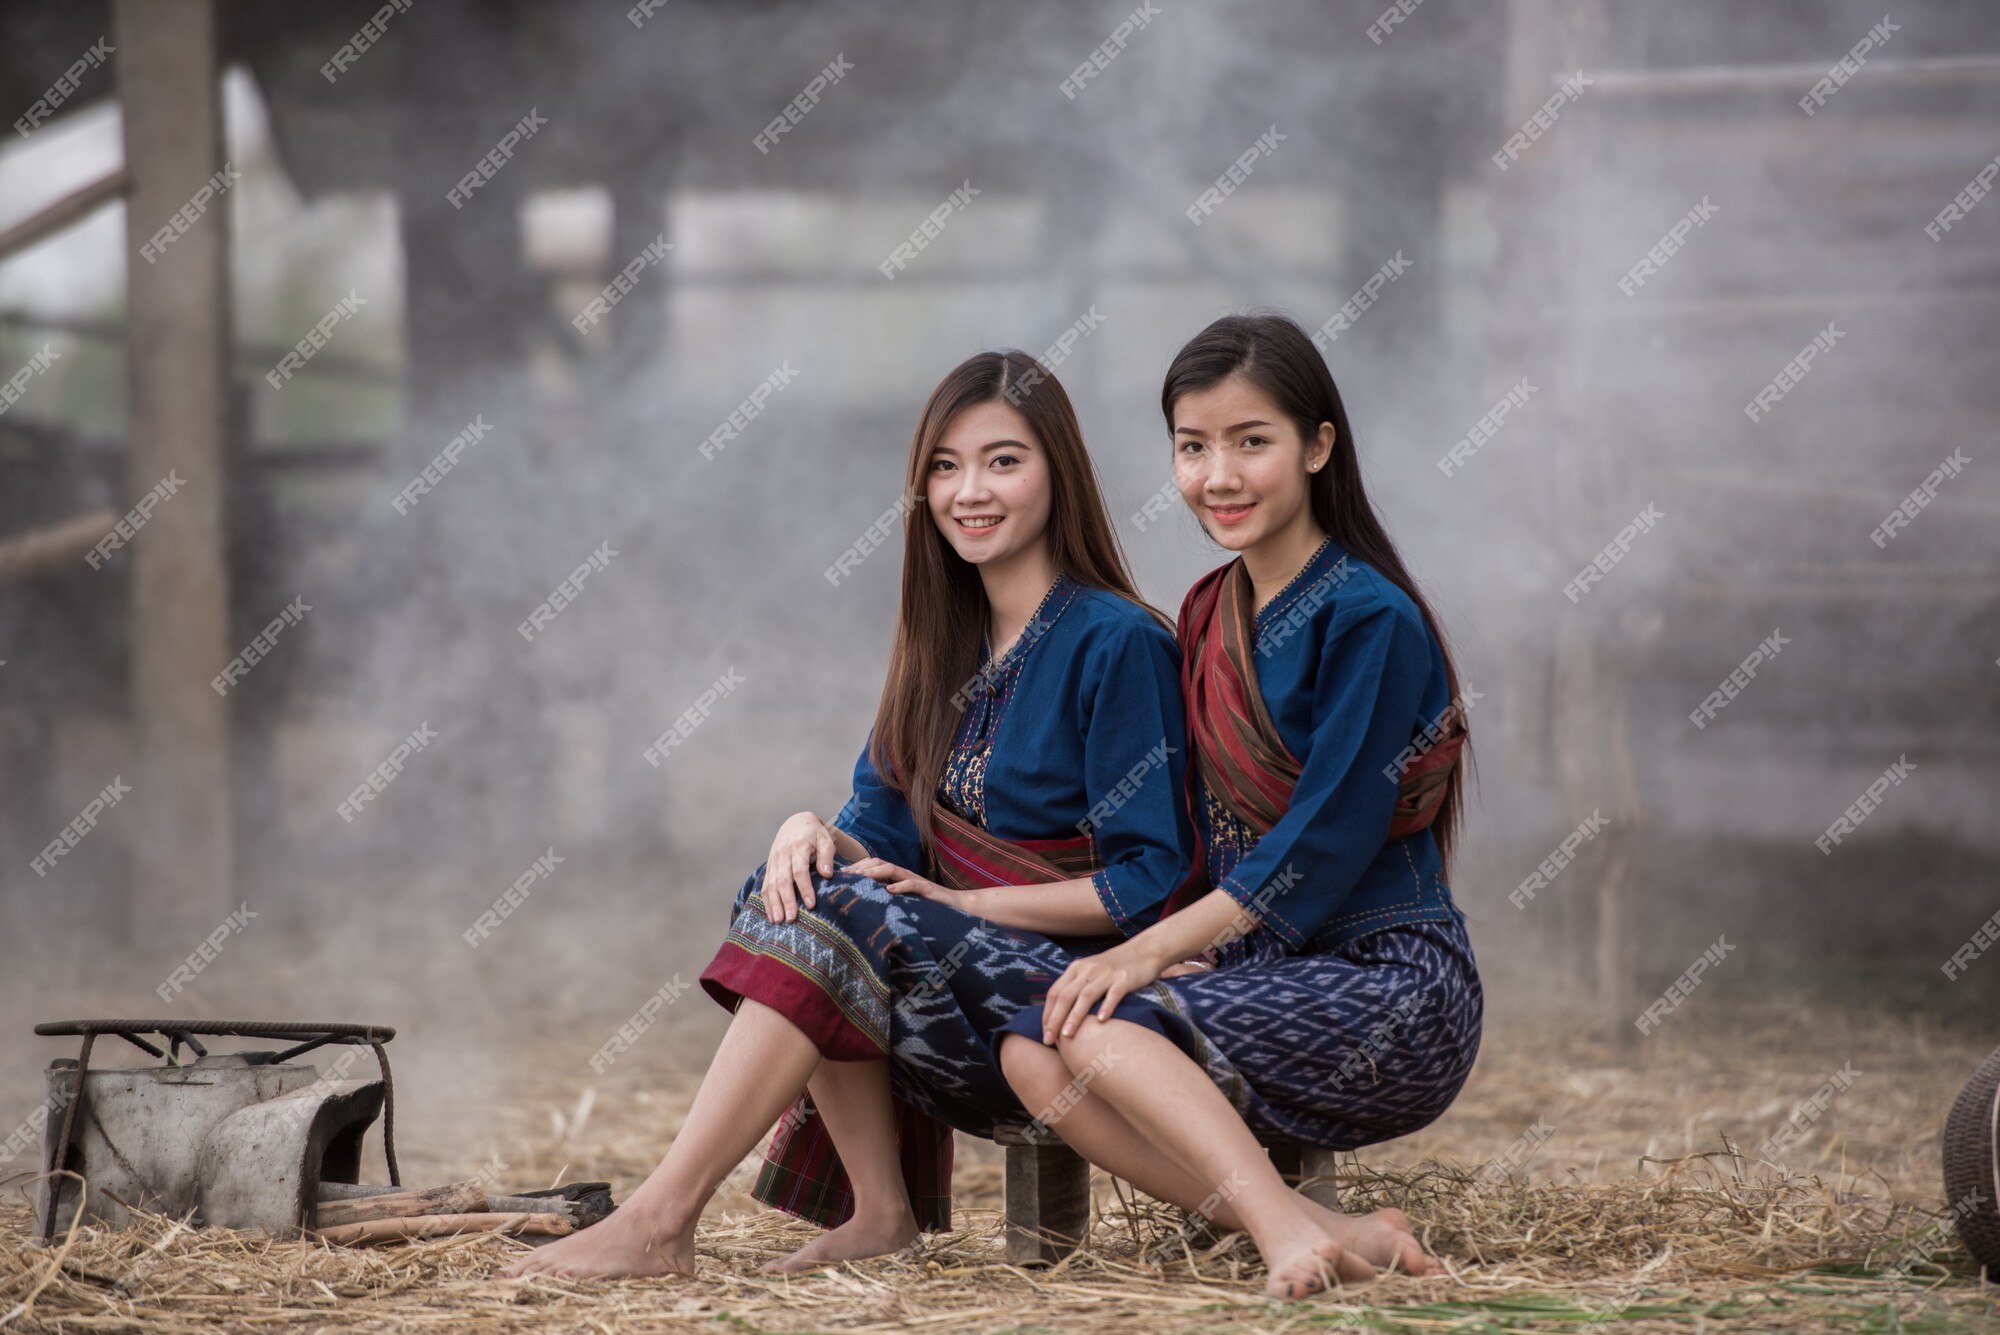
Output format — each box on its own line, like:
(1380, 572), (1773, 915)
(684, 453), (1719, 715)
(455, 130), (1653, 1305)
(1037, 886), (1251, 1042)
(850, 858), (966, 912)
(763, 811), (837, 923)
(1041, 946), (1217, 1043)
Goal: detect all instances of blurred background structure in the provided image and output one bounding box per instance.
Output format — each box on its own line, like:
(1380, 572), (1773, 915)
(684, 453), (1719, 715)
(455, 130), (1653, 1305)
(2, 0), (1998, 1070)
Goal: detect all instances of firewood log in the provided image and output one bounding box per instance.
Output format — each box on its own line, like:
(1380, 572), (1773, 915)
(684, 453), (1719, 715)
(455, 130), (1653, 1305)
(483, 1193), (578, 1219)
(314, 1210), (576, 1245)
(314, 1181), (486, 1227)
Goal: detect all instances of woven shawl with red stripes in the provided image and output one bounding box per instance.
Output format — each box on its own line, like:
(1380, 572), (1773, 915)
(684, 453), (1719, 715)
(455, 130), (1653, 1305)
(1162, 554), (1464, 918)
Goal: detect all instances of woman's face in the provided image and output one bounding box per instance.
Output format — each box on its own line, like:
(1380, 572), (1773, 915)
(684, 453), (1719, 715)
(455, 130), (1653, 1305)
(925, 399), (1054, 566)
(1171, 372), (1331, 552)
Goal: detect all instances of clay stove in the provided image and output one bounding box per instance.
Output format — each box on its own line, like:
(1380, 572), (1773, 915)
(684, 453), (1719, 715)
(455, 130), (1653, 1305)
(30, 1019), (398, 1244)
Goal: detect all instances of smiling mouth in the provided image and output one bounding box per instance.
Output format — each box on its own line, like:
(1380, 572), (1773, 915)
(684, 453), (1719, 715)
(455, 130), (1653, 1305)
(956, 516), (1003, 529)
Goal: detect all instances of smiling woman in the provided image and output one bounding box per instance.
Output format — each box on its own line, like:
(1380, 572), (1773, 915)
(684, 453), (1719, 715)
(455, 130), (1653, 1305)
(923, 403), (1055, 588)
(502, 349), (1202, 1282)
(993, 312), (1480, 1298)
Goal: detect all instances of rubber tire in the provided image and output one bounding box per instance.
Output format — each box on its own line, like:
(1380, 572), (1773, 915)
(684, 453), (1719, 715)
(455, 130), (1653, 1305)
(1942, 1041), (2000, 1279)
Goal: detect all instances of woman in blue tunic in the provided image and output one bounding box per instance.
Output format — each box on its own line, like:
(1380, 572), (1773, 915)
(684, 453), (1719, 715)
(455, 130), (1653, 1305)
(506, 349), (1203, 1281)
(994, 313), (1483, 1296)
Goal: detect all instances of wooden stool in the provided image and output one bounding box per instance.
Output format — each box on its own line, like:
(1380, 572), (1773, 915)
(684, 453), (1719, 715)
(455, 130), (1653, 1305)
(993, 1121), (1340, 1266)
(993, 1120), (1090, 1266)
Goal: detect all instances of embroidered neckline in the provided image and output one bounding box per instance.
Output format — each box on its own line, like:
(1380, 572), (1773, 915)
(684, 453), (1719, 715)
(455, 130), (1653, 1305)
(949, 573), (1078, 829)
(1250, 535), (1335, 628)
(982, 572), (1073, 666)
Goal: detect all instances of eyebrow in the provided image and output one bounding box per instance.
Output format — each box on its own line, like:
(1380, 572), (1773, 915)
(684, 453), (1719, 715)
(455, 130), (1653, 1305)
(932, 438), (1032, 455)
(1174, 419), (1271, 436)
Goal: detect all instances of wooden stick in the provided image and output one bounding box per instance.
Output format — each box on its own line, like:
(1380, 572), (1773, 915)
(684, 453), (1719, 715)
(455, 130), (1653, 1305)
(314, 1211), (575, 1246)
(483, 1194), (577, 1218)
(318, 1182), (577, 1218)
(314, 1181), (486, 1228)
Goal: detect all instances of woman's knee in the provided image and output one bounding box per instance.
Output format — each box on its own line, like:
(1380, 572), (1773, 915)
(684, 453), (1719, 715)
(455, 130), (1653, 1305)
(1052, 1014), (1146, 1068)
(998, 1032), (1064, 1089)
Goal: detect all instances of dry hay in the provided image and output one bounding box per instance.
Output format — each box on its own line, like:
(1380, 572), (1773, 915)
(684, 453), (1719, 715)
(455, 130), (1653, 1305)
(2, 1000), (1997, 1332)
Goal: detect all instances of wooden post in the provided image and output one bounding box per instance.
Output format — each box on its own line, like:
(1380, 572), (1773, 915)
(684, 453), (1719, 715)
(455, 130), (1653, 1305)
(1496, 0), (1642, 1044)
(1545, 1), (1645, 1045)
(115, 0), (234, 931)
(607, 179), (668, 357)
(994, 1122), (1091, 1267)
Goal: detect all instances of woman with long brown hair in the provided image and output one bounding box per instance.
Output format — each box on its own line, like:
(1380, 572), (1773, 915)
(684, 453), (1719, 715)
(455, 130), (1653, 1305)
(505, 349), (1198, 1279)
(994, 312), (1483, 1297)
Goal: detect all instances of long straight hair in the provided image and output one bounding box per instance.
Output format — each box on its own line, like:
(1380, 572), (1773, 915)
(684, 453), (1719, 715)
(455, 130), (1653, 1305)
(872, 349), (1168, 855)
(1159, 313), (1471, 874)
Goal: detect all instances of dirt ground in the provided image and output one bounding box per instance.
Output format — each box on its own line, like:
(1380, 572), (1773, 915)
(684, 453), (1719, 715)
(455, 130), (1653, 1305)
(3, 998), (1996, 1332)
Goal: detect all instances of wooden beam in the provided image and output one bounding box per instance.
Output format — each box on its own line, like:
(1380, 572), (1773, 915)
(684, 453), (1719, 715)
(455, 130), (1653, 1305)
(0, 510), (119, 584)
(1588, 55), (2000, 99)
(0, 168), (129, 263)
(0, 312), (399, 385)
(1544, 286), (2000, 326)
(116, 0), (233, 929)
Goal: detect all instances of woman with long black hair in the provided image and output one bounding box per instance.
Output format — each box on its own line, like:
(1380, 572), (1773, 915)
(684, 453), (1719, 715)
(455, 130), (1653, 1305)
(996, 312), (1483, 1297)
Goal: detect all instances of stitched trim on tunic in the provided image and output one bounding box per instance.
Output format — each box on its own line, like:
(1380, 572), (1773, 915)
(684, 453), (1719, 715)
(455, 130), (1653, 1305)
(1248, 535), (1335, 630)
(1217, 870), (1308, 948)
(1321, 843), (1455, 931)
(1089, 866), (1133, 934)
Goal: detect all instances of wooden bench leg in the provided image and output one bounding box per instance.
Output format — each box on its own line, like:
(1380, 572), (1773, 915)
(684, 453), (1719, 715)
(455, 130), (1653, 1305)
(992, 1125), (1340, 1266)
(1270, 1140), (1341, 1209)
(995, 1123), (1090, 1266)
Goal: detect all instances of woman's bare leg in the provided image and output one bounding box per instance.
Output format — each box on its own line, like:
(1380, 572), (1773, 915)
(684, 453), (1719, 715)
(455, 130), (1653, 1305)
(1048, 1019), (1443, 1296)
(502, 998), (822, 1279)
(1000, 1033), (1261, 1229)
(762, 1057), (919, 1272)
(999, 1033), (1431, 1268)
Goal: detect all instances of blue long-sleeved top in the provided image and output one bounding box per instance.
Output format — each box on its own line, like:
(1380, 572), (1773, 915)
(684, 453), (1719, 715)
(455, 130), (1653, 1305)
(1196, 536), (1466, 956)
(832, 573), (1195, 938)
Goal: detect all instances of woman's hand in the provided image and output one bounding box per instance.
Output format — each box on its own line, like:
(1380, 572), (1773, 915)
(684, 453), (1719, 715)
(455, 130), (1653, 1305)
(849, 857), (966, 911)
(1040, 938), (1168, 1044)
(763, 811), (836, 923)
(1158, 958), (1216, 979)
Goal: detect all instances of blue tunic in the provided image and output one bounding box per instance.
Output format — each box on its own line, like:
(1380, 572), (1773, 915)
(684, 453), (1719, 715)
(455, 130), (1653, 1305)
(832, 571), (1195, 938)
(1195, 535), (1466, 958)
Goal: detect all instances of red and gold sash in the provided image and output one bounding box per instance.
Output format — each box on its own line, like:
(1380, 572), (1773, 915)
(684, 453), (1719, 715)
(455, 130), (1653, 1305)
(1163, 553), (1464, 916)
(927, 800), (1102, 890)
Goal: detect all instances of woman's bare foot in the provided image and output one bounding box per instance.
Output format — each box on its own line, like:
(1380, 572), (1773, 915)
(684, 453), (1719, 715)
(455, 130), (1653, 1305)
(500, 1205), (696, 1280)
(760, 1206), (920, 1273)
(1186, 1194), (1440, 1279)
(1297, 1201), (1444, 1277)
(1257, 1203), (1377, 1300)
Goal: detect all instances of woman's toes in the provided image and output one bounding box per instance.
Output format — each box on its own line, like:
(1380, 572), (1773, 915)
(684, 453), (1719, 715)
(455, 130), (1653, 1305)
(1265, 1235), (1375, 1300)
(1401, 1238), (1446, 1277)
